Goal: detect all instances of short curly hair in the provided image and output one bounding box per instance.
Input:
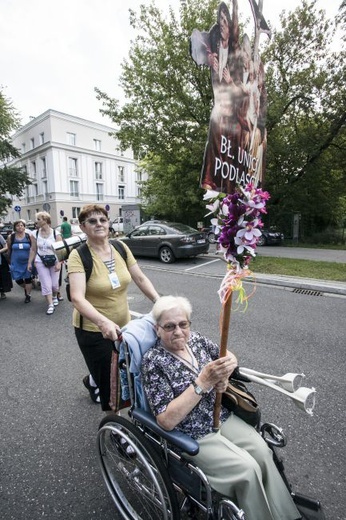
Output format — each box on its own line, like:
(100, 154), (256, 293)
(152, 295), (192, 323)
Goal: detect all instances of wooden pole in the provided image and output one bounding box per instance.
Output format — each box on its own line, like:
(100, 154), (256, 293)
(213, 291), (233, 431)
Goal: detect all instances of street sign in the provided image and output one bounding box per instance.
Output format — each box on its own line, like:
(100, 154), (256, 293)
(14, 205), (21, 212)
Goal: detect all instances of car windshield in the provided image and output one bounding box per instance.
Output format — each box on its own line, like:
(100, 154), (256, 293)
(166, 223), (198, 234)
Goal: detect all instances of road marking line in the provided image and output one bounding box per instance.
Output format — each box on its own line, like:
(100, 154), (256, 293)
(184, 259), (221, 271)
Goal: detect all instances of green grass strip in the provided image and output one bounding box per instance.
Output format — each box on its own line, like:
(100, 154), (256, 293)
(251, 256), (346, 282)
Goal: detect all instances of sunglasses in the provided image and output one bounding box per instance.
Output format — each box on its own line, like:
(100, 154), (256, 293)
(83, 217), (109, 225)
(158, 320), (191, 332)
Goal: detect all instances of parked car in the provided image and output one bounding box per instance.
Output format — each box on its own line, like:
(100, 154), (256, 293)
(201, 226), (218, 244)
(70, 218), (84, 236)
(121, 221), (209, 263)
(111, 217), (124, 234)
(257, 227), (284, 246)
(0, 224), (13, 240)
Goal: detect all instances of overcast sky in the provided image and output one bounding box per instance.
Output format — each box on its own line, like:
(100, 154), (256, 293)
(0, 0), (342, 128)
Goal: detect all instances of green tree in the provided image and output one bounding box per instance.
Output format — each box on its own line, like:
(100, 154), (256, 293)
(96, 0), (218, 225)
(96, 0), (345, 236)
(0, 90), (30, 216)
(262, 0), (346, 237)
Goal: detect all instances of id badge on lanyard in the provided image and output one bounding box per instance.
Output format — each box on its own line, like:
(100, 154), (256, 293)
(109, 272), (121, 289)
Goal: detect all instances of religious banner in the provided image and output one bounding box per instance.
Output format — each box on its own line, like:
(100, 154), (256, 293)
(190, 0), (270, 194)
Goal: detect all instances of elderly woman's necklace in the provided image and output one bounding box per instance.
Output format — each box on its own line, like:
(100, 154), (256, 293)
(172, 344), (198, 372)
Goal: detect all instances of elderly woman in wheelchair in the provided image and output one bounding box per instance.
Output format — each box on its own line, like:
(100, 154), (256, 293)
(97, 296), (323, 519)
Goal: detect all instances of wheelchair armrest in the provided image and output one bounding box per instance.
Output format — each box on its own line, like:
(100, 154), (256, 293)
(132, 408), (199, 456)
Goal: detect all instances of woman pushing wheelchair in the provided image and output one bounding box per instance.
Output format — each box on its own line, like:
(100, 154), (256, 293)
(141, 295), (301, 520)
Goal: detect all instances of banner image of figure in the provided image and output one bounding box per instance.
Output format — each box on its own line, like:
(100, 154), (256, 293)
(190, 0), (269, 194)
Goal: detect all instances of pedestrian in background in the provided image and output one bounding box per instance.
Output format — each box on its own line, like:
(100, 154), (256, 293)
(6, 219), (36, 303)
(0, 235), (12, 299)
(60, 216), (72, 239)
(32, 212), (63, 315)
(57, 216), (72, 301)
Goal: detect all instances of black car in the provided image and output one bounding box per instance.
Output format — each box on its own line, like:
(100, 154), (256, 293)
(0, 224), (13, 240)
(257, 228), (284, 246)
(121, 221), (209, 263)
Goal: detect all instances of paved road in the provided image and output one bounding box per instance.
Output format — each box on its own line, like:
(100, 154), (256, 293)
(208, 244), (346, 263)
(1, 256), (345, 520)
(255, 245), (346, 263)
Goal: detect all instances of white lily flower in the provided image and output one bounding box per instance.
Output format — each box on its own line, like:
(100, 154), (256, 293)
(203, 190), (220, 200)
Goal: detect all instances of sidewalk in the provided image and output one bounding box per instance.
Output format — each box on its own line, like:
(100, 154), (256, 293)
(252, 272), (346, 296)
(208, 248), (346, 296)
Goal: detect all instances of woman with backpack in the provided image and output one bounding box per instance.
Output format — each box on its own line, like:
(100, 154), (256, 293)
(6, 219), (36, 303)
(67, 204), (160, 410)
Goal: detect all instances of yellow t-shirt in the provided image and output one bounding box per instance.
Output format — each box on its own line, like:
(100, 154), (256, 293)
(67, 241), (137, 331)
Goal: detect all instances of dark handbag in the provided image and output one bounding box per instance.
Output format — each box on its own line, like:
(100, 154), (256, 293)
(39, 254), (56, 267)
(222, 378), (261, 427)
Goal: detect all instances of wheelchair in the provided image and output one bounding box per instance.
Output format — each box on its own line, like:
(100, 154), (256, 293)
(96, 315), (325, 520)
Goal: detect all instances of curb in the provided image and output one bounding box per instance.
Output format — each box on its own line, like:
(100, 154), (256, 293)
(206, 252), (346, 296)
(251, 273), (346, 296)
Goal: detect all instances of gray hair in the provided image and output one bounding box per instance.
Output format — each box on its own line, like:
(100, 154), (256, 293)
(152, 295), (192, 323)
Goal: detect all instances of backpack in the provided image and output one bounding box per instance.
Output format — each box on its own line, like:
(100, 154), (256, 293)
(36, 229), (57, 240)
(65, 239), (127, 302)
(10, 232), (31, 246)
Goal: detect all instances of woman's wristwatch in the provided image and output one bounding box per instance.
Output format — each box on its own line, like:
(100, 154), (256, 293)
(192, 379), (209, 395)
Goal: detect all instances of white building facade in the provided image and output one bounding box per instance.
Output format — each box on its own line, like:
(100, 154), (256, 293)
(6, 109), (144, 227)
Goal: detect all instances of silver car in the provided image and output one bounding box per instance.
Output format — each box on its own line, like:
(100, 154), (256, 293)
(121, 221), (209, 263)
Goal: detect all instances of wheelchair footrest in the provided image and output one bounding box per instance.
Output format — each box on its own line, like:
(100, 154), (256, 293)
(132, 408), (199, 455)
(292, 492), (326, 520)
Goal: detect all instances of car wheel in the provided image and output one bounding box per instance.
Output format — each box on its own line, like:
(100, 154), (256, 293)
(257, 235), (267, 246)
(159, 246), (175, 263)
(208, 231), (217, 244)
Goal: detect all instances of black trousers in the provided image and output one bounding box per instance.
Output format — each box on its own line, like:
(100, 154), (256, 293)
(74, 327), (113, 411)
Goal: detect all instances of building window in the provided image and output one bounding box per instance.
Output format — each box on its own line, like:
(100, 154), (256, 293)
(67, 132), (76, 145)
(70, 180), (79, 197)
(43, 180), (48, 198)
(118, 185), (125, 199)
(30, 138), (35, 149)
(69, 157), (78, 176)
(41, 157), (46, 177)
(40, 132), (45, 145)
(95, 162), (103, 179)
(118, 166), (125, 183)
(22, 143), (26, 153)
(94, 139), (101, 151)
(137, 171), (143, 182)
(27, 210), (31, 221)
(96, 182), (104, 201)
(31, 161), (36, 179)
(72, 207), (80, 218)
(34, 184), (38, 196)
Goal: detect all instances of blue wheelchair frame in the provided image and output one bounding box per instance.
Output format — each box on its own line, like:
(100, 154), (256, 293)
(96, 315), (325, 520)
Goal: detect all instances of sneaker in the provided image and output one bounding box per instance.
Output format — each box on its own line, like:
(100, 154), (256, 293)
(46, 304), (55, 315)
(57, 294), (64, 301)
(24, 294), (31, 303)
(52, 297), (59, 306)
(82, 375), (101, 404)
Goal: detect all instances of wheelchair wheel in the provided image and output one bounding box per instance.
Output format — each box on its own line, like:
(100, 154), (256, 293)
(97, 414), (180, 520)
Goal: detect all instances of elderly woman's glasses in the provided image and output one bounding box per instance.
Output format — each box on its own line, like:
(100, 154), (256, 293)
(83, 217), (109, 225)
(158, 320), (191, 332)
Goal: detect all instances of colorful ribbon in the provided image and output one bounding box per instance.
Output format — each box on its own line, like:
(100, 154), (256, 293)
(217, 264), (256, 312)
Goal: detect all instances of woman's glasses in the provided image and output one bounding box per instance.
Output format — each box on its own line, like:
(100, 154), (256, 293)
(158, 320), (191, 332)
(83, 217), (109, 225)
